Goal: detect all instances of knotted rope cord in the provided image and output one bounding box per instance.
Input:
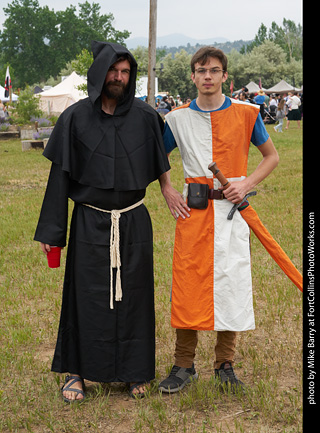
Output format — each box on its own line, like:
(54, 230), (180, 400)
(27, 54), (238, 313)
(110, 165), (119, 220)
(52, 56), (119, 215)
(82, 199), (144, 309)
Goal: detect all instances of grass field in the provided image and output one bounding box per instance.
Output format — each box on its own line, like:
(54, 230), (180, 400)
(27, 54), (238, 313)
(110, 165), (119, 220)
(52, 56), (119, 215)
(0, 123), (302, 433)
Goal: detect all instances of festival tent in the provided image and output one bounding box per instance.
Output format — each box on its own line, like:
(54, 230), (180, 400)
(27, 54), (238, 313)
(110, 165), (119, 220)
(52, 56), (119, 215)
(135, 75), (159, 100)
(234, 81), (267, 94)
(265, 80), (302, 94)
(0, 84), (19, 102)
(37, 72), (87, 114)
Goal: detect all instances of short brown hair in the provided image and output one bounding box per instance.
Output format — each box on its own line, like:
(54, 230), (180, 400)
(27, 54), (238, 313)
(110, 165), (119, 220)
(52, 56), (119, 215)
(191, 46), (228, 73)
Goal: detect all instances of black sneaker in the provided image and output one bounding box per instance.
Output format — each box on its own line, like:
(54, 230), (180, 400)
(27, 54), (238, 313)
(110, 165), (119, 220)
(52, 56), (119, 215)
(158, 364), (198, 393)
(215, 362), (245, 392)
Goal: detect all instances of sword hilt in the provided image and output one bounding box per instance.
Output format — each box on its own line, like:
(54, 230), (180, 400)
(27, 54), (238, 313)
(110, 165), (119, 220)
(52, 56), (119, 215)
(208, 162), (230, 188)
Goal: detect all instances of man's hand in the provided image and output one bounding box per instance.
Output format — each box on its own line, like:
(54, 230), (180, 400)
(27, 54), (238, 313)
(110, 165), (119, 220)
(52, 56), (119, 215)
(162, 183), (190, 220)
(40, 243), (51, 254)
(159, 171), (190, 220)
(220, 180), (250, 204)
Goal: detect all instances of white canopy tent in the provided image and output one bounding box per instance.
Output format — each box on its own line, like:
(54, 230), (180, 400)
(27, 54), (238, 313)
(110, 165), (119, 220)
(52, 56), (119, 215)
(135, 75), (159, 100)
(37, 72), (87, 114)
(0, 85), (19, 102)
(265, 80), (302, 94)
(234, 81), (267, 94)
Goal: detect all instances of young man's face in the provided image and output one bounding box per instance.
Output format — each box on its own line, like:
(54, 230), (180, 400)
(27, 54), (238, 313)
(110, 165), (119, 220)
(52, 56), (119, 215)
(103, 59), (131, 100)
(191, 57), (228, 96)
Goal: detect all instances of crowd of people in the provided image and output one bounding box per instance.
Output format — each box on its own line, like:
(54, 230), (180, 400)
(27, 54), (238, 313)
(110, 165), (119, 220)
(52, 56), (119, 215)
(155, 94), (189, 117)
(156, 87), (303, 132)
(233, 88), (302, 131)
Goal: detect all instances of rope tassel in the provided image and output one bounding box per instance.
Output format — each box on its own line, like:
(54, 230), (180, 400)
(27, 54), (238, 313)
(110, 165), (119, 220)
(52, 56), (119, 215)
(110, 211), (122, 309)
(82, 199), (144, 309)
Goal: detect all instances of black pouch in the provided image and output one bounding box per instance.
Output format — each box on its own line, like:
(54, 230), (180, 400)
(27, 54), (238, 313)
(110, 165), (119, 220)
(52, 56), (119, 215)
(187, 183), (209, 209)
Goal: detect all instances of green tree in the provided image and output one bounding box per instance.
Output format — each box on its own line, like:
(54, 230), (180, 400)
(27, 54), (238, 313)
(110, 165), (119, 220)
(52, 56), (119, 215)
(241, 23), (268, 54)
(0, 0), (130, 88)
(131, 46), (149, 76)
(77, 1), (130, 46)
(228, 40), (302, 91)
(268, 19), (302, 61)
(14, 85), (42, 124)
(242, 19), (302, 62)
(131, 46), (166, 77)
(0, 0), (56, 87)
(71, 49), (94, 77)
(158, 50), (196, 100)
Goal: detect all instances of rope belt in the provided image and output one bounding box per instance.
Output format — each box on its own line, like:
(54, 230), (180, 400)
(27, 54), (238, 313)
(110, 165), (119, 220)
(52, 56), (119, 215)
(82, 199), (144, 309)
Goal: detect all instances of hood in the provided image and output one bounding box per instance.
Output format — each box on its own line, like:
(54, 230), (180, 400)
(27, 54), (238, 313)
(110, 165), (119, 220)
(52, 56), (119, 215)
(87, 41), (137, 116)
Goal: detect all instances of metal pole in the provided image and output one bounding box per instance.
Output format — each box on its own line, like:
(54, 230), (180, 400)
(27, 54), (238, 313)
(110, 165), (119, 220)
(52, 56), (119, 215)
(147, 0), (157, 108)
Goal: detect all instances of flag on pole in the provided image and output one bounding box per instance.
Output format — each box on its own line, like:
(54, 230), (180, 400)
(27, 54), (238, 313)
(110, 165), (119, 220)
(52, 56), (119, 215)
(230, 80), (234, 96)
(4, 66), (12, 98)
(258, 77), (262, 89)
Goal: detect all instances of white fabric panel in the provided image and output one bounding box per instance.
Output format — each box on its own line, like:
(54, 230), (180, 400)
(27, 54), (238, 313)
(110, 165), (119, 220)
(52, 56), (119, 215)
(213, 199), (255, 331)
(166, 109), (214, 179)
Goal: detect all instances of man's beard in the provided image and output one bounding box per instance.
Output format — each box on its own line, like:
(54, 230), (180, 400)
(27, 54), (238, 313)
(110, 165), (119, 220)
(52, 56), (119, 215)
(103, 81), (127, 101)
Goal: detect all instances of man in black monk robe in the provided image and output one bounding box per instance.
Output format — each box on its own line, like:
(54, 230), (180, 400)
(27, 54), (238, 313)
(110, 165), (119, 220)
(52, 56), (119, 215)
(34, 41), (170, 401)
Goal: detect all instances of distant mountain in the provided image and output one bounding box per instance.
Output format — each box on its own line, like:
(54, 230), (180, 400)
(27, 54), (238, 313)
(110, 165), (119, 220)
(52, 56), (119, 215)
(126, 33), (229, 49)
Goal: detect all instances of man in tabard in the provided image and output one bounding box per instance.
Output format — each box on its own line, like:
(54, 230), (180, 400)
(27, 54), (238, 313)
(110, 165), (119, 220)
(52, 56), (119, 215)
(35, 41), (170, 401)
(159, 46), (279, 392)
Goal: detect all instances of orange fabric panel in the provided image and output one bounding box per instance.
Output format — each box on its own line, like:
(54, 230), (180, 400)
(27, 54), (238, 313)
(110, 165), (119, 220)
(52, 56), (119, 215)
(171, 201), (215, 330)
(211, 104), (259, 178)
(185, 176), (214, 187)
(240, 205), (303, 292)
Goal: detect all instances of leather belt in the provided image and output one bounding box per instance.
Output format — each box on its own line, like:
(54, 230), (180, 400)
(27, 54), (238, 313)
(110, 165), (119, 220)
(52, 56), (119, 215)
(208, 188), (225, 200)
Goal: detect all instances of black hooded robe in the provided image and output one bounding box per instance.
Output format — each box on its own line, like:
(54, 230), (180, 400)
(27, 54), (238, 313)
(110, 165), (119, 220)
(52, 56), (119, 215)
(34, 41), (170, 383)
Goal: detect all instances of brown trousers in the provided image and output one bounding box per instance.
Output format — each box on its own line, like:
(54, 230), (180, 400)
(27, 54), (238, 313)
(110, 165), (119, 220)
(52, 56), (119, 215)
(174, 329), (237, 369)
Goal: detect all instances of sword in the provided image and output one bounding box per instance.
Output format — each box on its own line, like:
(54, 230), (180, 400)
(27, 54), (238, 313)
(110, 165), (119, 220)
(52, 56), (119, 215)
(208, 161), (257, 219)
(208, 161), (302, 292)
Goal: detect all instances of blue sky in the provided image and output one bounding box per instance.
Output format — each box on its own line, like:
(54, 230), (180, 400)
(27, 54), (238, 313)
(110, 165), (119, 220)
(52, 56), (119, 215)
(1, 0), (302, 42)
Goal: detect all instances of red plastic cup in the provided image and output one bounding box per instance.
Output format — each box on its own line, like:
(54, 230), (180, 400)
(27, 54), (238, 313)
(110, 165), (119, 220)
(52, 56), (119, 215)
(47, 246), (62, 268)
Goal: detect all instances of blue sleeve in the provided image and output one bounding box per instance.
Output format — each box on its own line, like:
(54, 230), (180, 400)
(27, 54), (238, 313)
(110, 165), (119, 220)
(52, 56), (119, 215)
(251, 113), (269, 146)
(163, 122), (177, 154)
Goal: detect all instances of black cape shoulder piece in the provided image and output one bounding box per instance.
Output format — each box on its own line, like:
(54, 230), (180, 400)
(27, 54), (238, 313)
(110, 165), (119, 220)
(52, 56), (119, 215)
(43, 41), (170, 191)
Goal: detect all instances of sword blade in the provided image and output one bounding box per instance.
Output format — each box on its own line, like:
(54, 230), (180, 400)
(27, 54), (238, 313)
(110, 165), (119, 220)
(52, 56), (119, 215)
(240, 205), (302, 292)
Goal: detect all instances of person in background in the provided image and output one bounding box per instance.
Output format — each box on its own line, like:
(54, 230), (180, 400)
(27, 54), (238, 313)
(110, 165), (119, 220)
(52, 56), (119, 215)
(274, 98), (286, 133)
(285, 91), (301, 129)
(162, 95), (172, 111)
(169, 96), (176, 109)
(157, 99), (169, 118)
(176, 95), (183, 106)
(0, 99), (5, 119)
(239, 92), (249, 102)
(254, 90), (267, 121)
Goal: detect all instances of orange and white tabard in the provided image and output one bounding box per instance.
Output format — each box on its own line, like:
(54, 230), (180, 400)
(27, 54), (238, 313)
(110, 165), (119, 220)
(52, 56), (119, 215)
(165, 99), (260, 331)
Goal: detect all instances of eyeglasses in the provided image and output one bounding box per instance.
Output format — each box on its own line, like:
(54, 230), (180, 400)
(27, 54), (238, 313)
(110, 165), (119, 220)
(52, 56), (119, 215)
(194, 68), (225, 76)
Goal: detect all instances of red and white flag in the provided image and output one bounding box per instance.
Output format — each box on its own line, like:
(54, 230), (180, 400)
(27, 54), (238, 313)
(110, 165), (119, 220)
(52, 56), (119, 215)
(4, 66), (12, 98)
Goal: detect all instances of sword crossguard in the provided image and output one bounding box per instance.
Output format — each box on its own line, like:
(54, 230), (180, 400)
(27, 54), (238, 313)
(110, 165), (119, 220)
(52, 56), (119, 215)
(227, 191), (257, 220)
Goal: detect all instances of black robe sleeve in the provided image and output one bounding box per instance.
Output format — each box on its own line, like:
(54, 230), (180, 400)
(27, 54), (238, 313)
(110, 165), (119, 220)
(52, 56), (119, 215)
(34, 163), (69, 247)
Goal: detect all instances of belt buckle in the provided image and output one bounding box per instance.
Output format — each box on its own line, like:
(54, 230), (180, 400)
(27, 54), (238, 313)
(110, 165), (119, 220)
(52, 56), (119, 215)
(219, 190), (224, 200)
